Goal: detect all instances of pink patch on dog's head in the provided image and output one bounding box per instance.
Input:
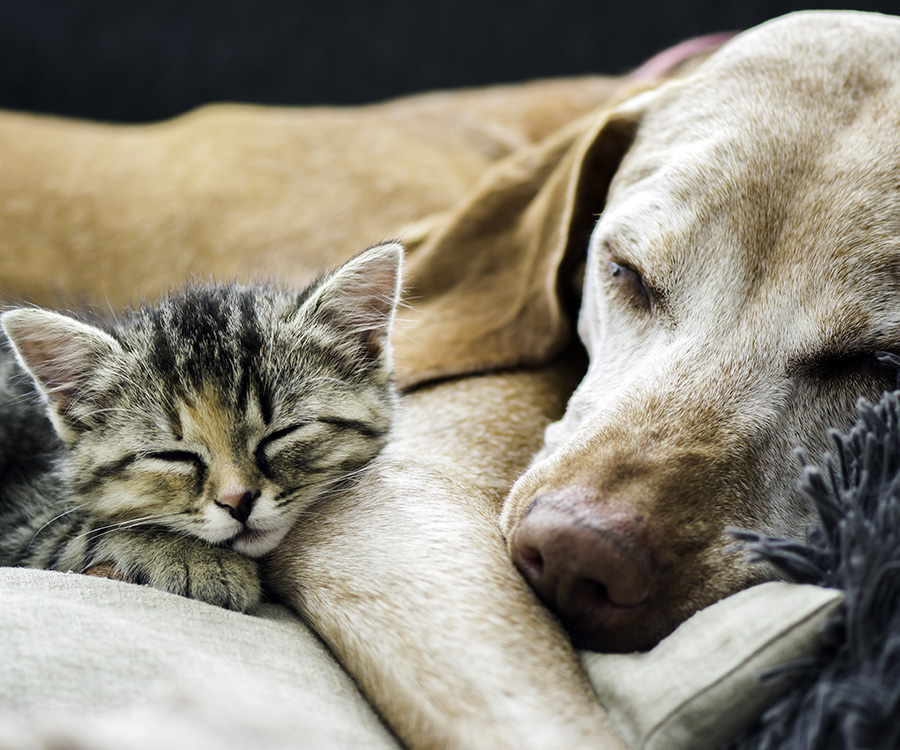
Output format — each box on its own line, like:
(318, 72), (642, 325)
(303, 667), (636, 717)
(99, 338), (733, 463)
(629, 32), (739, 81)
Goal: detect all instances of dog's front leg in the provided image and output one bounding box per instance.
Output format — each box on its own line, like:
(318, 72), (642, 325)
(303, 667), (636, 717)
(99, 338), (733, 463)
(266, 367), (624, 750)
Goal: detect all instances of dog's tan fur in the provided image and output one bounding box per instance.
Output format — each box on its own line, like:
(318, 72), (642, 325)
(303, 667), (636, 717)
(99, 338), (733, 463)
(0, 76), (623, 309)
(3, 10), (897, 749)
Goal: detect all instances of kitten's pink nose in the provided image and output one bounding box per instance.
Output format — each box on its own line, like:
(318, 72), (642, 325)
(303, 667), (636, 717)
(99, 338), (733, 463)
(216, 490), (259, 525)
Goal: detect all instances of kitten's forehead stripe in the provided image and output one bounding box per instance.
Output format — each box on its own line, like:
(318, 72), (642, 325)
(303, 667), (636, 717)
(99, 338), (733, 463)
(237, 293), (264, 366)
(133, 286), (274, 412)
(255, 371), (274, 426)
(235, 366), (251, 419)
(148, 319), (178, 384)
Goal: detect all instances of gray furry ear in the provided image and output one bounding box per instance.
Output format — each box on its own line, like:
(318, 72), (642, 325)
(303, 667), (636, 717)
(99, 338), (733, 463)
(300, 242), (403, 365)
(1, 308), (122, 440)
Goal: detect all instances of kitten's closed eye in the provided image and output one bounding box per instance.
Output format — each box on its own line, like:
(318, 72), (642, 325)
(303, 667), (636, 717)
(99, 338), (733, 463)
(256, 424), (305, 457)
(142, 450), (206, 477)
(254, 421), (328, 478)
(144, 450), (203, 465)
(255, 416), (385, 482)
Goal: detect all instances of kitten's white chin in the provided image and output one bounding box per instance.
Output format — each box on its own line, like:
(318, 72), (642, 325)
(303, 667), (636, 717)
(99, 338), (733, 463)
(228, 526), (288, 557)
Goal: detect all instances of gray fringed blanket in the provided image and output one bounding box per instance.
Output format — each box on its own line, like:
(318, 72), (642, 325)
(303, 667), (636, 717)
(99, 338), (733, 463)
(729, 378), (900, 749)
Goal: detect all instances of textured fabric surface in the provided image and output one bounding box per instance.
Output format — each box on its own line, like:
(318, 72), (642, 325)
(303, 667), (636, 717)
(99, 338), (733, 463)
(0, 567), (840, 749)
(585, 582), (843, 750)
(0, 567), (398, 749)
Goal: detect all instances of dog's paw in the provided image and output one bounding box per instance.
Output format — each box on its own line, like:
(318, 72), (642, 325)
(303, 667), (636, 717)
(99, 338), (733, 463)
(86, 527), (261, 612)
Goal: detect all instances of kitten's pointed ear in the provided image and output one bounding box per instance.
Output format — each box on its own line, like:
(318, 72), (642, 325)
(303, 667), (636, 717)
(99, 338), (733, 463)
(1, 308), (122, 437)
(302, 242), (403, 365)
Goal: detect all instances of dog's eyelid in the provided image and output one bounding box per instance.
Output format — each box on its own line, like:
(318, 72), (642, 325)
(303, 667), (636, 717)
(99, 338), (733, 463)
(596, 234), (666, 313)
(600, 237), (635, 265)
(599, 240), (648, 282)
(604, 258), (655, 312)
(801, 347), (898, 381)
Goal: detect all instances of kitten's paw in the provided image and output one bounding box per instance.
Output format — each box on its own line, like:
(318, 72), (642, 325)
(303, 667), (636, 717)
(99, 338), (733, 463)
(90, 528), (262, 612)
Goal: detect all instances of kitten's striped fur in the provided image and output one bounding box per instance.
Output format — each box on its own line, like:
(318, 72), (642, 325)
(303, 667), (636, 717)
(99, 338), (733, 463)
(0, 243), (402, 611)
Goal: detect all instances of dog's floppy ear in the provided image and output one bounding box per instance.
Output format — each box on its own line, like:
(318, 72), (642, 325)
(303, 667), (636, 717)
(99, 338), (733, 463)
(392, 100), (647, 389)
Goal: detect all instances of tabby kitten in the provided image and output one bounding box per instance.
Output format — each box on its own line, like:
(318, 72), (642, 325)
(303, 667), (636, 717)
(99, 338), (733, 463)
(0, 243), (402, 611)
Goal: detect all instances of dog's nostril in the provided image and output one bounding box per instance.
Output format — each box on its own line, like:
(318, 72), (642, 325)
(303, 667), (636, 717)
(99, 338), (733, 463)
(583, 578), (610, 604)
(517, 545), (545, 576)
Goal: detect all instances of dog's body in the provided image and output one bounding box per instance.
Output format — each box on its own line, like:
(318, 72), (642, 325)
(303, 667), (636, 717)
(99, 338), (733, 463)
(0, 75), (623, 309)
(3, 10), (899, 749)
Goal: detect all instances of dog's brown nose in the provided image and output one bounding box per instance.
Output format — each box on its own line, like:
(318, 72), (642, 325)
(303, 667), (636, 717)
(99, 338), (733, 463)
(511, 494), (658, 645)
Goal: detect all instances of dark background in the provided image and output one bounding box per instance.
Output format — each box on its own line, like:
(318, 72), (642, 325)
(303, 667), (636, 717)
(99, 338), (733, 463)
(1, 0), (898, 123)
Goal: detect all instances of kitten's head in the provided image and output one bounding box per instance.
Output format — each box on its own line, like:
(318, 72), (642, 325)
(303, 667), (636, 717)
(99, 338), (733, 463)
(1, 243), (403, 557)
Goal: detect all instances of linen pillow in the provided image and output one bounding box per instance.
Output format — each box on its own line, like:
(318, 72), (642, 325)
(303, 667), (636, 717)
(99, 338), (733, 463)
(584, 581), (843, 750)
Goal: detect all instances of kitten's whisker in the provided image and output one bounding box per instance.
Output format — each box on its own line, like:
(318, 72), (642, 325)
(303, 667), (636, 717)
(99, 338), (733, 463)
(77, 516), (162, 538)
(103, 297), (122, 327)
(80, 520), (175, 542)
(75, 512), (183, 542)
(276, 465), (375, 505)
(327, 462), (381, 483)
(79, 406), (143, 418)
(26, 503), (89, 550)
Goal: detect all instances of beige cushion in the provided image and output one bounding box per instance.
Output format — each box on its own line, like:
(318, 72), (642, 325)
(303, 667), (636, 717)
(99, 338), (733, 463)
(585, 581), (844, 749)
(0, 567), (397, 749)
(0, 569), (841, 749)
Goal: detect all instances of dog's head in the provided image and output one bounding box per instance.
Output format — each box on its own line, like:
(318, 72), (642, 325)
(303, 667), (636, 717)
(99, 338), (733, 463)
(499, 11), (900, 651)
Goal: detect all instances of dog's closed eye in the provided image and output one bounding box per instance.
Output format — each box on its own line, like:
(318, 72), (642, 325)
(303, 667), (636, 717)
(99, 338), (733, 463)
(806, 349), (899, 383)
(606, 261), (653, 312)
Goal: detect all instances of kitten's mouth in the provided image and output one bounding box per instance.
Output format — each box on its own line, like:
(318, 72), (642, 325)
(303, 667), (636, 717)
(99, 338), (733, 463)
(227, 528), (265, 544)
(223, 526), (280, 557)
